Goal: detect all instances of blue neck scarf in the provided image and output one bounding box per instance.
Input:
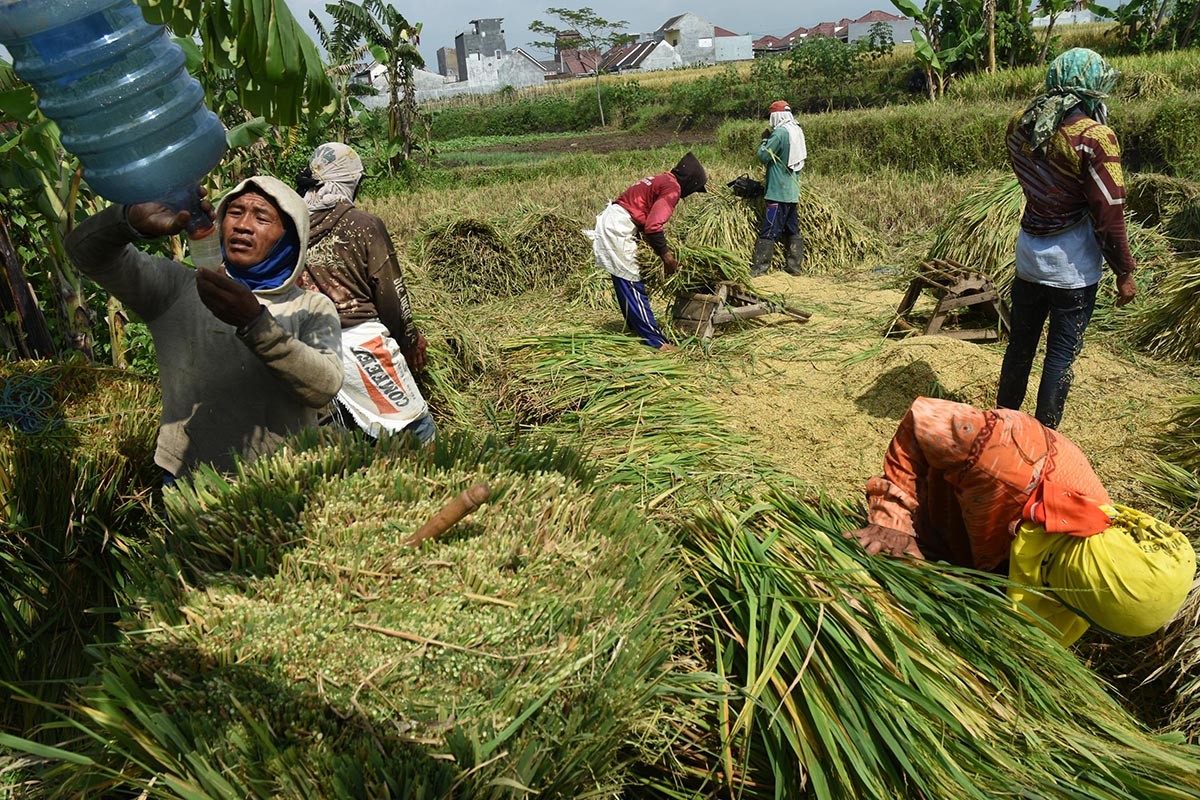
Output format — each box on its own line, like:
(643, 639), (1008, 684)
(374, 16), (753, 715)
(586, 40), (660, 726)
(223, 226), (300, 291)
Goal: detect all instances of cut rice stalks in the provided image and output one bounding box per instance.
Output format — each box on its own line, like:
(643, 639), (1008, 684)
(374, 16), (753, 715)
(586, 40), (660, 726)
(669, 492), (1200, 799)
(679, 187), (886, 275)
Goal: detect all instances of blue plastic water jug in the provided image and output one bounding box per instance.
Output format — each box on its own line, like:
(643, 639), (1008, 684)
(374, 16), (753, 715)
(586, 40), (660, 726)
(0, 0), (227, 266)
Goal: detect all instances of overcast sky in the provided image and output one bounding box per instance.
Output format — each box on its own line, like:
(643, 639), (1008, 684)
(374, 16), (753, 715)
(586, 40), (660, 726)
(292, 1), (905, 67)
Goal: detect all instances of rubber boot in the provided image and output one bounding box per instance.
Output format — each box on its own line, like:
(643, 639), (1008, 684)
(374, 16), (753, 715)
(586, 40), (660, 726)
(750, 237), (776, 277)
(783, 233), (805, 276)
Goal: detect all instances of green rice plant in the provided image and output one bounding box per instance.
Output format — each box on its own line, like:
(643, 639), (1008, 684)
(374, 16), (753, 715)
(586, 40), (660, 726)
(0, 363), (160, 734)
(417, 218), (524, 303)
(1153, 395), (1200, 478)
(3, 431), (684, 798)
(679, 188), (886, 276)
(672, 492), (1200, 799)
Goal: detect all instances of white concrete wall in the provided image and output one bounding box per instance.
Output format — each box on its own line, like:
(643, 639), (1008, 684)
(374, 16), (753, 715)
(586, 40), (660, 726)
(1032, 10), (1102, 27)
(637, 42), (683, 72)
(845, 20), (913, 45)
(715, 35), (753, 62)
(662, 13), (717, 66)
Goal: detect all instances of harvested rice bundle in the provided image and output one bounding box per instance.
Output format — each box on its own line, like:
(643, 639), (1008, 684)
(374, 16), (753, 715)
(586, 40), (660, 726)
(1157, 395), (1200, 476)
(18, 432), (685, 797)
(504, 204), (592, 279)
(419, 218), (524, 303)
(1121, 71), (1178, 100)
(1124, 258), (1200, 361)
(1127, 173), (1200, 257)
(671, 493), (1200, 798)
(680, 188), (885, 276)
(498, 332), (768, 504)
(927, 175), (1174, 304)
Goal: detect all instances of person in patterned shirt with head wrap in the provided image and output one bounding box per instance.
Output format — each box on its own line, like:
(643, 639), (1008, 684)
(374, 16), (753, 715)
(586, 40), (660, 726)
(295, 142), (436, 444)
(997, 48), (1138, 430)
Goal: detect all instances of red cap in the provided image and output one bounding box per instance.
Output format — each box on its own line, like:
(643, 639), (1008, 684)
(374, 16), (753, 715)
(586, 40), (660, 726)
(769, 100), (790, 114)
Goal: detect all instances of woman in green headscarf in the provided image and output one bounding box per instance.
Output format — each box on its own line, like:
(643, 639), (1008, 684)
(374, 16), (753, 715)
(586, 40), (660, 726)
(997, 48), (1138, 431)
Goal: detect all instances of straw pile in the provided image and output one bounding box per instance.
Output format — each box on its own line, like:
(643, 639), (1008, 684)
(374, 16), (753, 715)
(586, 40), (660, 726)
(419, 218), (523, 303)
(19, 431), (686, 797)
(497, 332), (769, 504)
(668, 493), (1200, 798)
(679, 187), (886, 275)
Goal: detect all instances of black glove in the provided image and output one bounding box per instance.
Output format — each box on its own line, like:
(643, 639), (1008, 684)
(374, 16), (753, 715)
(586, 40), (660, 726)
(762, 128), (772, 140)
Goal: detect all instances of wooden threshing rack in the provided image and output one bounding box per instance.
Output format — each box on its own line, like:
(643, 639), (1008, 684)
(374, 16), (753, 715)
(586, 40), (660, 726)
(671, 281), (810, 341)
(889, 258), (1012, 342)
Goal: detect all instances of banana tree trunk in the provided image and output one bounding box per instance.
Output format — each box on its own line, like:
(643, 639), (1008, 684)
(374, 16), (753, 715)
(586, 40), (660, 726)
(0, 214), (57, 359)
(106, 296), (129, 369)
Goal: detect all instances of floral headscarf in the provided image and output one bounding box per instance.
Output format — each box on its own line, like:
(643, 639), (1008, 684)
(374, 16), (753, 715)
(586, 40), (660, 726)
(1019, 48), (1117, 152)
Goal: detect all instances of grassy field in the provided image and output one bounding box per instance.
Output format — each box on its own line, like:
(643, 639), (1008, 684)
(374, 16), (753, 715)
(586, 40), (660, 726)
(5, 43), (1200, 798)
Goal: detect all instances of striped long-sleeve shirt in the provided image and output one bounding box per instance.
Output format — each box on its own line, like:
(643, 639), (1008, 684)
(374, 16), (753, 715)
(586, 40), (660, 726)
(1006, 109), (1136, 276)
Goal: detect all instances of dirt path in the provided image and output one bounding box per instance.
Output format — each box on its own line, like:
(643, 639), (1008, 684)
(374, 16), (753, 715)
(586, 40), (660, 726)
(477, 130), (715, 155)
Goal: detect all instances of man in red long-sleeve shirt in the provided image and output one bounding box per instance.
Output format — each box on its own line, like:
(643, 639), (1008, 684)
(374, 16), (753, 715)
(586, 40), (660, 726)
(997, 48), (1138, 429)
(586, 152), (707, 350)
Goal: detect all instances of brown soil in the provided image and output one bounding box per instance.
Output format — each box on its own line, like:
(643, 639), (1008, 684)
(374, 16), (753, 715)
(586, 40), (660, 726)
(704, 271), (1192, 502)
(477, 130), (714, 155)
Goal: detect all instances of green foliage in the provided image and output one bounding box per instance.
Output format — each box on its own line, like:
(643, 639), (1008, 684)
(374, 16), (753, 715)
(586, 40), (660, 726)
(136, 0), (332, 127)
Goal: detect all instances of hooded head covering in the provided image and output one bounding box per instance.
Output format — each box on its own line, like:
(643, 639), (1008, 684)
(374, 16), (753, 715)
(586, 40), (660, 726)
(215, 175), (310, 294)
(670, 151), (708, 197)
(1019, 48), (1117, 152)
(767, 101), (807, 172)
(1008, 503), (1195, 646)
(298, 142), (365, 211)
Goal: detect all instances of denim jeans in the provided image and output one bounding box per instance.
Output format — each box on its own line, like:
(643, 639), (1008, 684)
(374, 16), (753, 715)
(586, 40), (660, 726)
(996, 277), (1098, 429)
(759, 201), (800, 241)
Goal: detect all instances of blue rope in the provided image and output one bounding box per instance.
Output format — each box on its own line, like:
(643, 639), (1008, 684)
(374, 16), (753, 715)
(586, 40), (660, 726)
(0, 374), (62, 434)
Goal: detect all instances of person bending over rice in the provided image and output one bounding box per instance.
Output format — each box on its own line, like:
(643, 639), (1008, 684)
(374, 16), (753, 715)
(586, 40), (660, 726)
(844, 397), (1194, 646)
(585, 152), (708, 351)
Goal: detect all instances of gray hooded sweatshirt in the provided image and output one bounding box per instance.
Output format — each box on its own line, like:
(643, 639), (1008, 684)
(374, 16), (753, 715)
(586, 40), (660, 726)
(66, 175), (344, 477)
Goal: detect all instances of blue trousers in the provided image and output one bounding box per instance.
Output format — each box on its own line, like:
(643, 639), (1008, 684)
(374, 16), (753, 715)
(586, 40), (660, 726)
(760, 202), (800, 241)
(996, 277), (1098, 429)
(611, 275), (667, 349)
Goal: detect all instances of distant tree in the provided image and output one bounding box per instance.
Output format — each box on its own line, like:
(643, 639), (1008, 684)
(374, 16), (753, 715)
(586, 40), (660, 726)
(327, 0), (423, 173)
(530, 7), (634, 126)
(1035, 0), (1075, 64)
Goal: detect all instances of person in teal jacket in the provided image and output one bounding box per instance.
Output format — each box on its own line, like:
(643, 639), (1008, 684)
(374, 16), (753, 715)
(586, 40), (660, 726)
(751, 100), (807, 277)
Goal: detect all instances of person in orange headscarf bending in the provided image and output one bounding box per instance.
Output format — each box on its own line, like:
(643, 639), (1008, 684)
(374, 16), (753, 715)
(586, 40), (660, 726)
(844, 397), (1194, 646)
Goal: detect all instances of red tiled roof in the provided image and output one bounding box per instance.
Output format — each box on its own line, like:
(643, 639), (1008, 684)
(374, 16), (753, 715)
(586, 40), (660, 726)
(753, 35), (786, 49)
(714, 25), (739, 37)
(838, 17), (854, 26)
(558, 48), (601, 76)
(600, 40), (663, 70)
(855, 10), (907, 23)
(806, 22), (837, 37)
(781, 25), (808, 42)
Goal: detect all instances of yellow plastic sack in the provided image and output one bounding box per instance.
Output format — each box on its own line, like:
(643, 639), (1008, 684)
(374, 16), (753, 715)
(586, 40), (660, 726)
(1008, 504), (1196, 646)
